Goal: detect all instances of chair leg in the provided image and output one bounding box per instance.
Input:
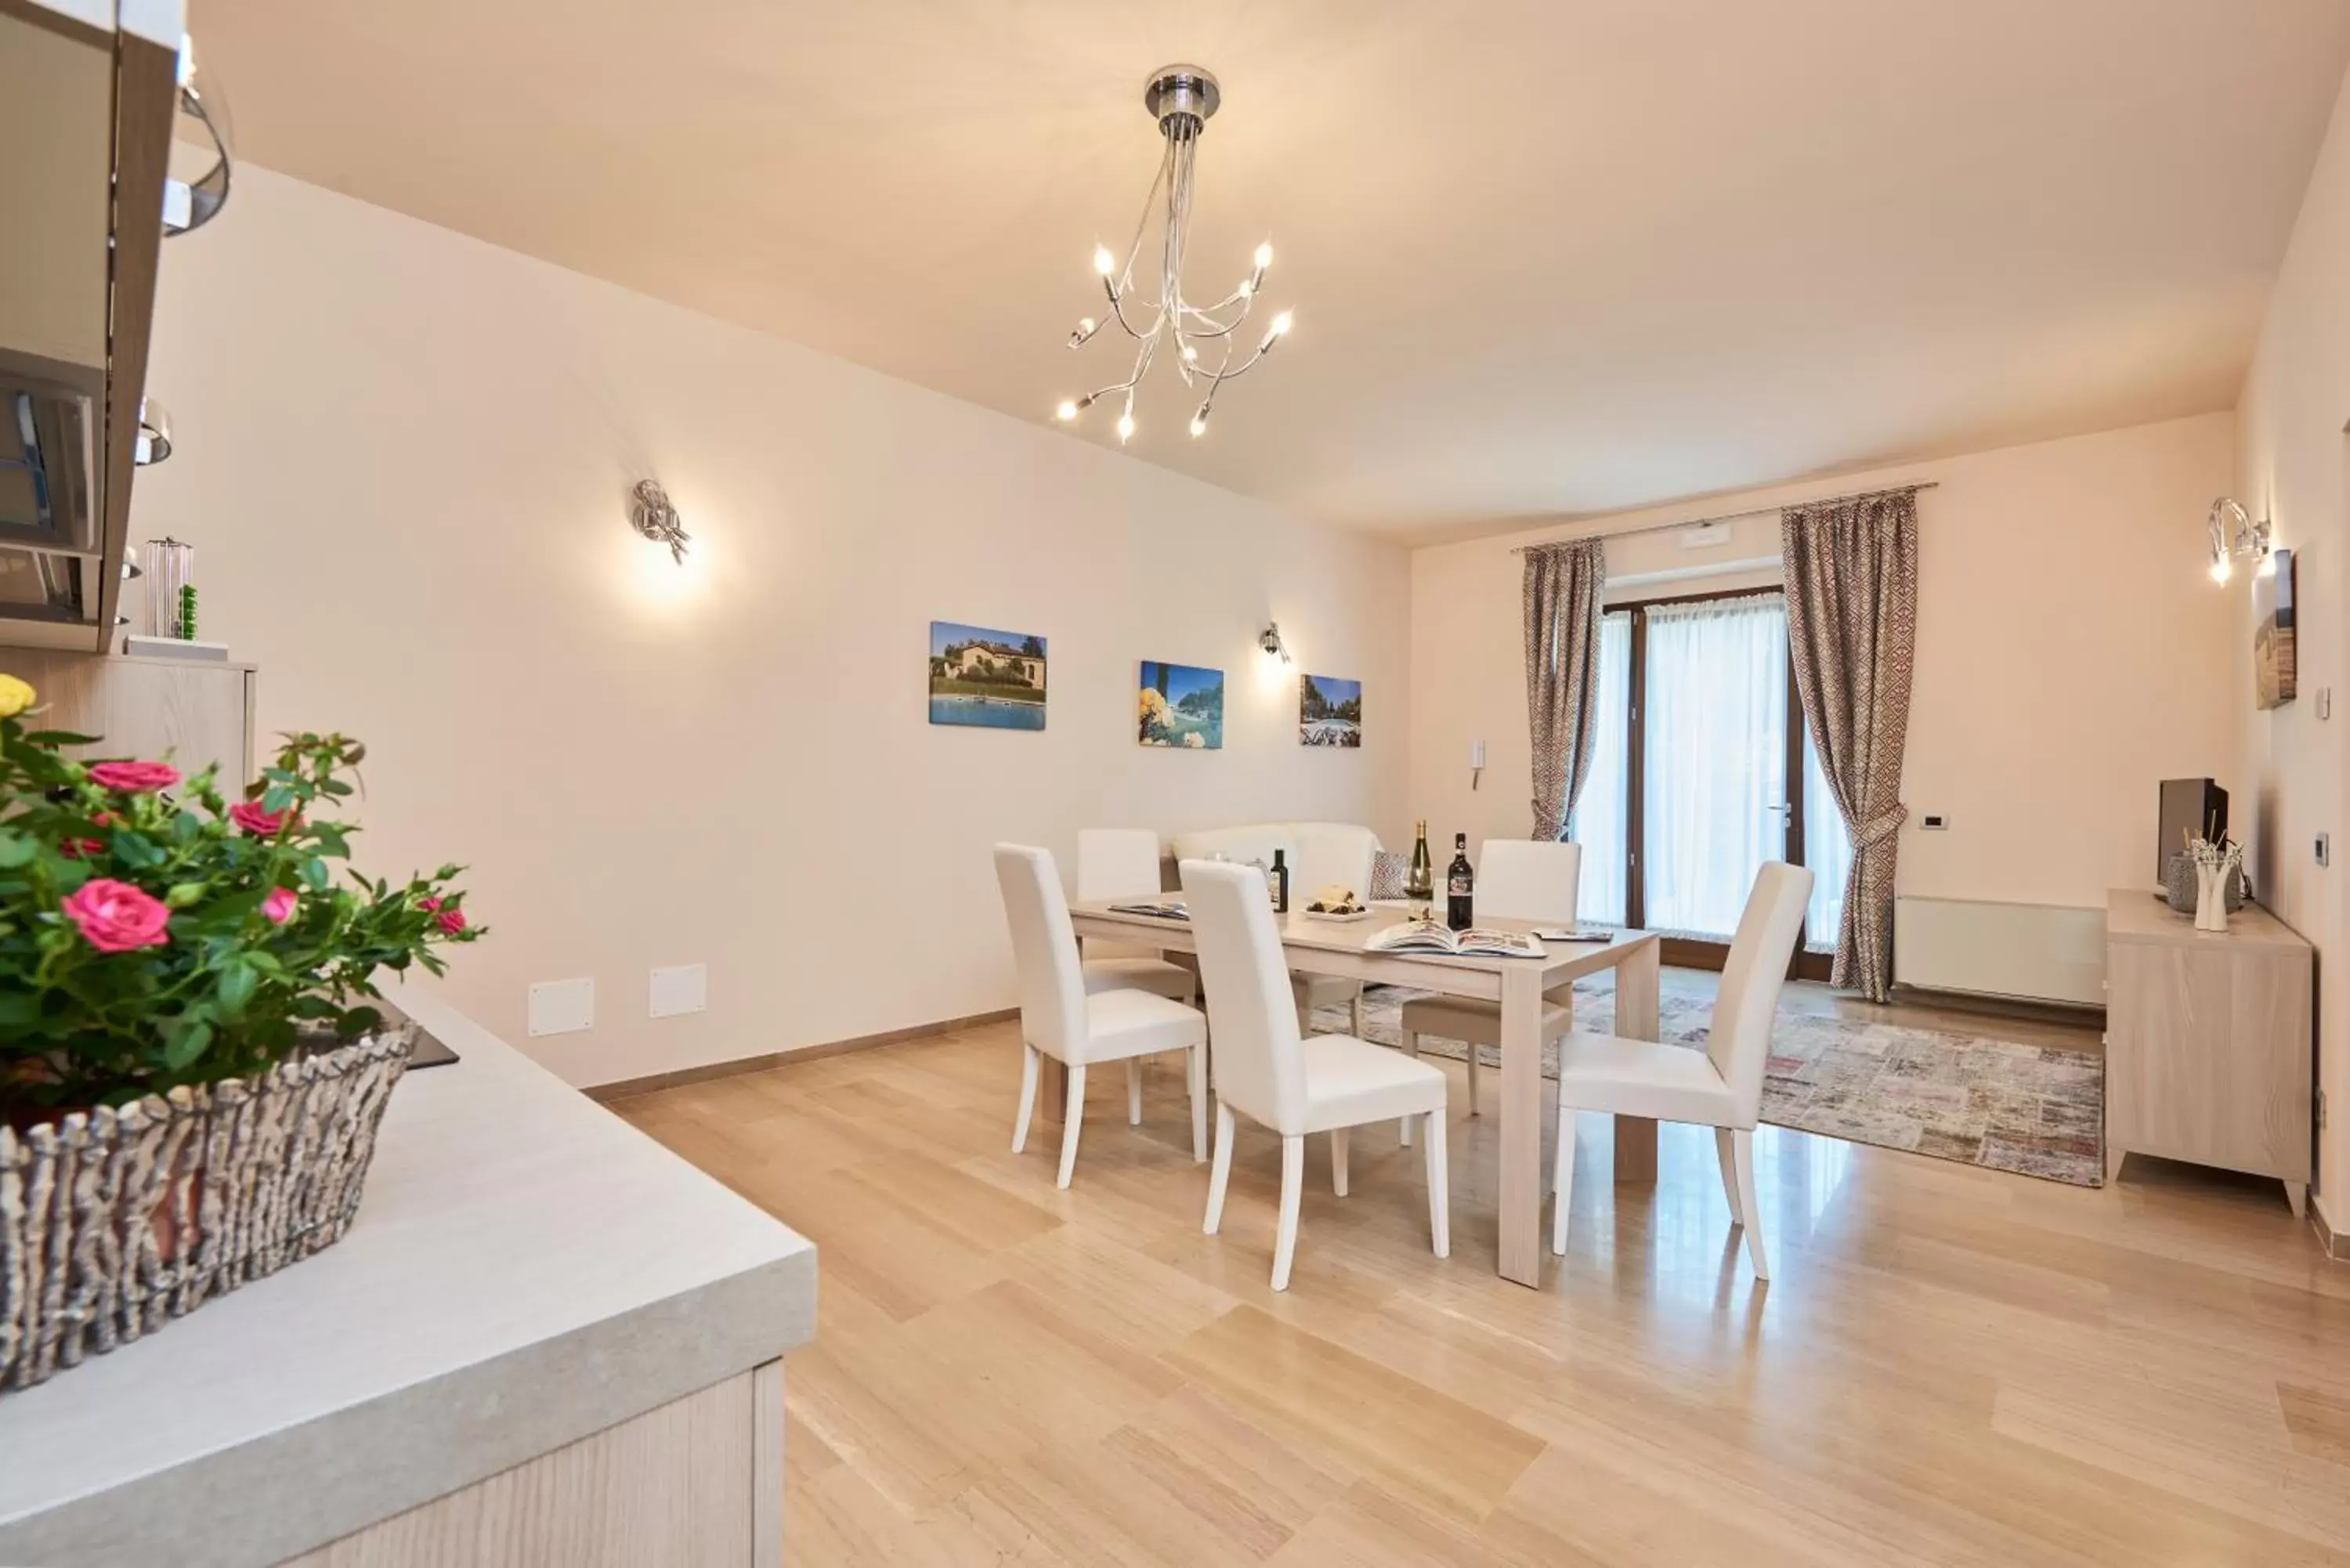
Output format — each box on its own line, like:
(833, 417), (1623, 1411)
(1399, 1028), (1419, 1146)
(1203, 1100), (1236, 1234)
(1732, 1128), (1770, 1281)
(1466, 1041), (1480, 1118)
(1272, 1134), (1305, 1291)
(1126, 1060), (1144, 1126)
(1331, 1126), (1350, 1197)
(1551, 1106), (1578, 1257)
(1056, 1064), (1087, 1190)
(1188, 1045), (1208, 1162)
(1012, 1044), (1039, 1154)
(1713, 1126), (1742, 1227)
(1350, 993), (1365, 1036)
(1425, 1111), (1450, 1259)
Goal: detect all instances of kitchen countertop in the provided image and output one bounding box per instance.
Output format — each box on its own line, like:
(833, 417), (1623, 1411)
(0, 985), (817, 1567)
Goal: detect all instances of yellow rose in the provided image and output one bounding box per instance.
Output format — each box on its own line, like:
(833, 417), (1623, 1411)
(0, 674), (34, 718)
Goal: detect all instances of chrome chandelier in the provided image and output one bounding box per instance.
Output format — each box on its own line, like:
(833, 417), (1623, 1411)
(1054, 66), (1292, 444)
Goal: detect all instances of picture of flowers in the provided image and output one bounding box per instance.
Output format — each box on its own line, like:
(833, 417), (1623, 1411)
(1300, 675), (1362, 747)
(1138, 661), (1224, 750)
(929, 620), (1047, 731)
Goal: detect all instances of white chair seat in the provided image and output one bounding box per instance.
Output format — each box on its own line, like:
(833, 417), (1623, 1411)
(1078, 988), (1208, 1064)
(1555, 1031), (1743, 1125)
(1295, 1034), (1449, 1134)
(1083, 955), (1194, 1002)
(1398, 992), (1573, 1044)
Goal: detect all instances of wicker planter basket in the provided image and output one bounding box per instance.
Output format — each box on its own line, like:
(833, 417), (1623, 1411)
(0, 1027), (415, 1393)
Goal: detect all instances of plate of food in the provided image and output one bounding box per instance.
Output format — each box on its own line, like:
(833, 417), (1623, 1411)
(1302, 886), (1372, 922)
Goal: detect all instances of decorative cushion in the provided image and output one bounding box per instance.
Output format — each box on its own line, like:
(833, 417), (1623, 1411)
(1369, 850), (1411, 901)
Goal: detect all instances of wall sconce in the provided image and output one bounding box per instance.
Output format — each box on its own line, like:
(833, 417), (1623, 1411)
(629, 479), (690, 565)
(133, 399), (172, 467)
(2207, 497), (2270, 584)
(1258, 621), (1292, 663)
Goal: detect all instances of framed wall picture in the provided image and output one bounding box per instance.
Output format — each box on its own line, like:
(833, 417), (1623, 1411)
(1299, 674), (1362, 747)
(1138, 661), (1224, 749)
(928, 620), (1047, 730)
(2254, 548), (2297, 710)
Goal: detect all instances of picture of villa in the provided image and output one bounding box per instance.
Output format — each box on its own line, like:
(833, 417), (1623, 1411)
(1300, 674), (1363, 747)
(930, 620), (1047, 730)
(1138, 661), (1224, 750)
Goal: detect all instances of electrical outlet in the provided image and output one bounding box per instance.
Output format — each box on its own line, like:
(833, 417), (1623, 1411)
(649, 963), (708, 1019)
(1921, 813), (1949, 830)
(528, 978), (595, 1036)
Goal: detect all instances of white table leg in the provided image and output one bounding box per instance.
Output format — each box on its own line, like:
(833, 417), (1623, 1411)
(1614, 938), (1660, 1183)
(1498, 964), (1546, 1288)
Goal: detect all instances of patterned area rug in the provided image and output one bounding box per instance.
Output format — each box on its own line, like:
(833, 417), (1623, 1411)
(1311, 978), (2106, 1187)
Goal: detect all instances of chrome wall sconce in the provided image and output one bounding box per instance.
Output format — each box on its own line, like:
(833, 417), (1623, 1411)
(133, 399), (172, 467)
(1258, 621), (1292, 663)
(629, 479), (690, 565)
(2207, 497), (2271, 584)
(163, 36), (233, 237)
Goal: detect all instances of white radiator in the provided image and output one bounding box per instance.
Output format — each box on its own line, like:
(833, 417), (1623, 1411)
(1892, 897), (2106, 1008)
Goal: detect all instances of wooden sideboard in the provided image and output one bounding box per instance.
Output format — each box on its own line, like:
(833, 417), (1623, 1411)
(0, 649), (254, 784)
(2105, 889), (2313, 1215)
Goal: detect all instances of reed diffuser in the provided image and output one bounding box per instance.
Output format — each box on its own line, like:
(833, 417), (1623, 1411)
(2186, 834), (2245, 933)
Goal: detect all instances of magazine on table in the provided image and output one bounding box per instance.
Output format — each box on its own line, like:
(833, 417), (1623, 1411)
(1366, 918), (1546, 959)
(1105, 898), (1188, 921)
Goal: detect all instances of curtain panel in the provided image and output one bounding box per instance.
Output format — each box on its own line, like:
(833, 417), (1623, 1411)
(1523, 539), (1608, 843)
(1781, 489), (1920, 1001)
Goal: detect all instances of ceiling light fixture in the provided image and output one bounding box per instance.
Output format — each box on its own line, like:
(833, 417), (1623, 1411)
(1054, 66), (1292, 445)
(629, 479), (690, 565)
(2207, 497), (2269, 585)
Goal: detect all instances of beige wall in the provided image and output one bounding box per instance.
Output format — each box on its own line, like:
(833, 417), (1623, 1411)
(2233, 60), (2350, 1236)
(1409, 414), (2236, 909)
(131, 168), (1409, 1088)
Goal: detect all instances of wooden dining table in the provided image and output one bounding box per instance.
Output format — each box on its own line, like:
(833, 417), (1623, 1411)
(1062, 901), (1665, 1288)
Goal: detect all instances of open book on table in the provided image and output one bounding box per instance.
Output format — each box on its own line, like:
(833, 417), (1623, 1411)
(1365, 919), (1546, 959)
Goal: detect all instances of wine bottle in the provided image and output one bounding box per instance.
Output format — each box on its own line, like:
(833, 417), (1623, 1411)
(1406, 820), (1434, 916)
(1447, 833), (1475, 930)
(1270, 848), (1290, 913)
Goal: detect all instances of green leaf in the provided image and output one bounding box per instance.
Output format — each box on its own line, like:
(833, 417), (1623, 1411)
(0, 829), (32, 869)
(218, 962), (257, 1016)
(260, 785), (295, 814)
(162, 1020), (214, 1072)
(112, 832), (164, 869)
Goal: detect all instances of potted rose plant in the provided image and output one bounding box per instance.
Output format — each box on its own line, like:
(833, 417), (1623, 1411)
(0, 672), (482, 1392)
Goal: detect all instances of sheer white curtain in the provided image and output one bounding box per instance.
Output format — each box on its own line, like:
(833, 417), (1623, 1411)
(1802, 732), (1852, 950)
(1568, 611), (1632, 924)
(1643, 594), (1788, 938)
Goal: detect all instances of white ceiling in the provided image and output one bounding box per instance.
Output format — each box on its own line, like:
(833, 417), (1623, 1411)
(191, 1), (2350, 541)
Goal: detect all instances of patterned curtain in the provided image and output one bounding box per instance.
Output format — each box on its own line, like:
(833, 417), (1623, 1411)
(1524, 540), (1608, 843)
(1781, 489), (1920, 1001)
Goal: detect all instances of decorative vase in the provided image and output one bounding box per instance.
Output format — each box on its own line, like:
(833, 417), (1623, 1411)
(0, 1026), (414, 1393)
(2164, 851), (2243, 915)
(2194, 864), (2229, 932)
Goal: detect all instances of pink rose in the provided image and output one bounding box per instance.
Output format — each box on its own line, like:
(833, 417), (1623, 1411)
(262, 887), (298, 925)
(435, 905), (467, 936)
(58, 836), (104, 860)
(229, 801), (292, 836)
(418, 895), (441, 912)
(61, 878), (172, 953)
(89, 760), (180, 793)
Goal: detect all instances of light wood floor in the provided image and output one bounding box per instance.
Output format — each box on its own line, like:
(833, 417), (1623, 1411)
(616, 984), (2346, 1566)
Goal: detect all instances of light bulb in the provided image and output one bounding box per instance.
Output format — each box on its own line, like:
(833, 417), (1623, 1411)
(1079, 316), (1096, 334)
(1189, 412), (1208, 438)
(1254, 241), (1274, 270)
(1093, 246), (1116, 276)
(1054, 399), (1079, 422)
(1271, 310), (1294, 338)
(1116, 412), (1135, 443)
(2210, 558), (2232, 585)
(1181, 343), (1198, 362)
(1236, 277), (1254, 297)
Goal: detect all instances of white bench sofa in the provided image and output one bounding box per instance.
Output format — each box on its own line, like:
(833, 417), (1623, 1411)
(1169, 822), (1387, 1033)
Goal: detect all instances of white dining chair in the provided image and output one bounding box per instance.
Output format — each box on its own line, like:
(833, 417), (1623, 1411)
(1550, 861), (1812, 1280)
(1181, 858), (1450, 1292)
(1396, 840), (1582, 1136)
(1076, 828), (1196, 1006)
(995, 844), (1209, 1188)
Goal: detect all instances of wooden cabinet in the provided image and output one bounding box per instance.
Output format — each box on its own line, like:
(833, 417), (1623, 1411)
(2105, 889), (2312, 1215)
(0, 650), (254, 784)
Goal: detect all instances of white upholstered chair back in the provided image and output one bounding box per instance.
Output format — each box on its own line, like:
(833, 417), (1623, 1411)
(1473, 840), (1582, 925)
(994, 844), (1089, 1063)
(1180, 859), (1310, 1134)
(1705, 862), (1814, 1119)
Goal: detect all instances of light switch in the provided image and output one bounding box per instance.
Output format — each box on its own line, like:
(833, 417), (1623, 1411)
(2318, 833), (2332, 869)
(528, 978), (595, 1036)
(650, 963), (708, 1019)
